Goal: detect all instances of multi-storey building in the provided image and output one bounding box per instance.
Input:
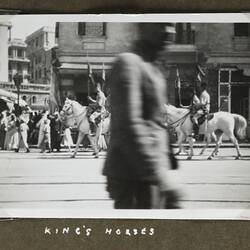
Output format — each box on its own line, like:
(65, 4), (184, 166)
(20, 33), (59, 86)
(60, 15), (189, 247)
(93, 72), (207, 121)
(25, 26), (55, 85)
(194, 23), (250, 136)
(8, 38), (30, 84)
(55, 22), (138, 105)
(55, 22), (250, 137)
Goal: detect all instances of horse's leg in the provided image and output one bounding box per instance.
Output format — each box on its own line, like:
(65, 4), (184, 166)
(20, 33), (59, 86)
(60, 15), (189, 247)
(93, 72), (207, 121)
(228, 133), (241, 160)
(211, 132), (219, 155)
(175, 132), (184, 155)
(187, 135), (194, 160)
(72, 132), (84, 158)
(200, 133), (210, 155)
(211, 133), (223, 158)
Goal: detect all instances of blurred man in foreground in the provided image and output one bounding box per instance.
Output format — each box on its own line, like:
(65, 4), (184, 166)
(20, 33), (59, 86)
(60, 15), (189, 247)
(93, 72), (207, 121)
(103, 23), (181, 209)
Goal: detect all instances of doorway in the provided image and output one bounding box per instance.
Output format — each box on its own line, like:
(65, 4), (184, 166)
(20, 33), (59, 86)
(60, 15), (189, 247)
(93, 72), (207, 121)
(231, 85), (249, 120)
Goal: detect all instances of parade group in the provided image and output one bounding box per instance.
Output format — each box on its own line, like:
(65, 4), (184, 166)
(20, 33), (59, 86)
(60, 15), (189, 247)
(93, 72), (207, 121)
(0, 108), (75, 153)
(0, 78), (211, 155)
(0, 78), (109, 153)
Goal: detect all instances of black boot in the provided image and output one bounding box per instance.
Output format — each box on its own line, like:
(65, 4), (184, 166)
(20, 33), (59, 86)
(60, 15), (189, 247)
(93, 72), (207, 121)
(90, 122), (97, 136)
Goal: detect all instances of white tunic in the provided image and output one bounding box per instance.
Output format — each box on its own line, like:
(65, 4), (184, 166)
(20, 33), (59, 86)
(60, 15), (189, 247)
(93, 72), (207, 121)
(200, 90), (210, 112)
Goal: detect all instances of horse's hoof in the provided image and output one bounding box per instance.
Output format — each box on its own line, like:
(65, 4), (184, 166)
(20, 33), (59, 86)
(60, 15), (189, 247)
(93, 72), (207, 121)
(175, 152), (180, 156)
(71, 155), (75, 158)
(235, 156), (240, 160)
(187, 156), (192, 160)
(207, 156), (212, 160)
(94, 154), (99, 159)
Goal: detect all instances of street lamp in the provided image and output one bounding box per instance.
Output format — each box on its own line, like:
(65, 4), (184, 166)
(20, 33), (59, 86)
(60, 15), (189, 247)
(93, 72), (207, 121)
(13, 72), (22, 115)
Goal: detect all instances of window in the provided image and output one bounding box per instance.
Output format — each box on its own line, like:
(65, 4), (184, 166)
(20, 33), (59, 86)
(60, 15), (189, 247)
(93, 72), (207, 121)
(45, 32), (49, 45)
(8, 47), (12, 57)
(17, 49), (23, 58)
(219, 70), (229, 83)
(234, 23), (249, 37)
(32, 96), (37, 104)
(175, 23), (194, 44)
(38, 69), (42, 79)
(78, 22), (86, 35)
(35, 38), (39, 47)
(17, 63), (22, 72)
(78, 22), (106, 37)
(55, 22), (59, 38)
(22, 96), (27, 101)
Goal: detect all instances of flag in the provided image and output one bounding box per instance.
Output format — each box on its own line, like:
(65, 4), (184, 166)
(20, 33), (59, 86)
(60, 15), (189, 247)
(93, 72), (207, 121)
(196, 65), (205, 82)
(87, 62), (92, 78)
(176, 68), (181, 88)
(197, 72), (202, 82)
(197, 65), (205, 76)
(49, 66), (61, 113)
(102, 62), (106, 82)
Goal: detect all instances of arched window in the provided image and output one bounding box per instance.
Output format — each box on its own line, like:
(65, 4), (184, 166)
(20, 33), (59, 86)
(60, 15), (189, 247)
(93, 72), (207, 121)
(22, 95), (27, 101)
(32, 96), (36, 104)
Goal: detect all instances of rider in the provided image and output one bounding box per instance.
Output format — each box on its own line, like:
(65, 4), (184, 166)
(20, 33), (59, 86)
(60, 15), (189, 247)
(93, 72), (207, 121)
(88, 82), (106, 135)
(180, 87), (201, 140)
(198, 82), (210, 140)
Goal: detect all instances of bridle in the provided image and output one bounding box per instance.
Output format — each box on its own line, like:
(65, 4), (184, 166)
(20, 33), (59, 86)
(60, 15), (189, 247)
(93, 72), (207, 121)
(60, 101), (87, 129)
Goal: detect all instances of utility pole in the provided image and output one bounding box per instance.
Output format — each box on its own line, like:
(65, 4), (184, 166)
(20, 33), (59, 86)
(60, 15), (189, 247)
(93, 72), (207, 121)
(13, 72), (22, 116)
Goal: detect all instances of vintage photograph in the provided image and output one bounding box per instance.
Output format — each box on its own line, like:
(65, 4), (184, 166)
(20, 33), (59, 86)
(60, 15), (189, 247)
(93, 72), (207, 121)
(0, 14), (250, 218)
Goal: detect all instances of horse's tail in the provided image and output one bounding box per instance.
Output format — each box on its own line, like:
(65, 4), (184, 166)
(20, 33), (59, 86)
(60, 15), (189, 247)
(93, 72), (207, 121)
(233, 114), (247, 140)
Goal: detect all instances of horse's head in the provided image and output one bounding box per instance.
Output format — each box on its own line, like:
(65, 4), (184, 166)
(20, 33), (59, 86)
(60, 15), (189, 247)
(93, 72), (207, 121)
(61, 98), (74, 116)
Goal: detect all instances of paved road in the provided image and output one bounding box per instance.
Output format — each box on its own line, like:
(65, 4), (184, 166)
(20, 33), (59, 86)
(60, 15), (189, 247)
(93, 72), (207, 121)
(0, 147), (250, 217)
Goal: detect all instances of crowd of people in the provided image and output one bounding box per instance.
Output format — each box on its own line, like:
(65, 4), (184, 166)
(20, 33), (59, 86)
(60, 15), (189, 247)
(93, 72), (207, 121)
(0, 107), (74, 153)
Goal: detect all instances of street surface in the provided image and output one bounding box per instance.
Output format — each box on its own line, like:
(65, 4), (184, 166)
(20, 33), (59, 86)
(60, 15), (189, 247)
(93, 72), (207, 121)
(0, 147), (250, 217)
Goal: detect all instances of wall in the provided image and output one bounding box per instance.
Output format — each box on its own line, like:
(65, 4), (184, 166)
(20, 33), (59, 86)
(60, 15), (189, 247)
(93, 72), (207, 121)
(58, 22), (138, 54)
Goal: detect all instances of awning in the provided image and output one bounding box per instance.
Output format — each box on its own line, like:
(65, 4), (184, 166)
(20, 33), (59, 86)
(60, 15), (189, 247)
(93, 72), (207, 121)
(0, 88), (27, 106)
(59, 63), (112, 75)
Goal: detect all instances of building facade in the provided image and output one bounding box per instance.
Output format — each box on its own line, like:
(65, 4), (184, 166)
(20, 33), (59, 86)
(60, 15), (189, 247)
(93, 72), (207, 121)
(8, 38), (30, 84)
(56, 22), (138, 105)
(25, 26), (55, 85)
(194, 23), (250, 137)
(55, 22), (250, 138)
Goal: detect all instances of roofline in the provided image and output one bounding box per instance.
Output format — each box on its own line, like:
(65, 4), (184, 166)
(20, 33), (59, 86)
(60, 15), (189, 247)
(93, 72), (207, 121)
(25, 26), (55, 42)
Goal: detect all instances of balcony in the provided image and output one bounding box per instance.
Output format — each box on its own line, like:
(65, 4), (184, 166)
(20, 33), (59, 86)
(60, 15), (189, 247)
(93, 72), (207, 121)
(0, 81), (50, 94)
(8, 54), (30, 63)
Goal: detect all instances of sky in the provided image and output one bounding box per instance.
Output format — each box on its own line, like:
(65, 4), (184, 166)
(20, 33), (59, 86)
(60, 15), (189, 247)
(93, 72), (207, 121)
(9, 15), (56, 40)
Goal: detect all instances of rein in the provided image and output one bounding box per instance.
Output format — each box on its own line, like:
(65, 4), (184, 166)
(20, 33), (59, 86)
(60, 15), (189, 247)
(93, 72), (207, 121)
(165, 109), (192, 129)
(61, 105), (86, 129)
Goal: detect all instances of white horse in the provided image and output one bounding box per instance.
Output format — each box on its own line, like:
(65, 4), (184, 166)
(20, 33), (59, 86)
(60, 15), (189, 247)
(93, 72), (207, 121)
(164, 104), (247, 160)
(199, 112), (247, 160)
(163, 104), (205, 160)
(61, 98), (110, 158)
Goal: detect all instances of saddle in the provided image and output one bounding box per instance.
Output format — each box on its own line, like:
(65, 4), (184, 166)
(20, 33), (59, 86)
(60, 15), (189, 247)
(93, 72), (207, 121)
(197, 113), (214, 125)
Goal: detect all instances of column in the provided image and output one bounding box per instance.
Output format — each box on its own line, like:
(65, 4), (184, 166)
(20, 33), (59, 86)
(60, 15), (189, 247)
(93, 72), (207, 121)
(248, 85), (250, 139)
(0, 23), (10, 82)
